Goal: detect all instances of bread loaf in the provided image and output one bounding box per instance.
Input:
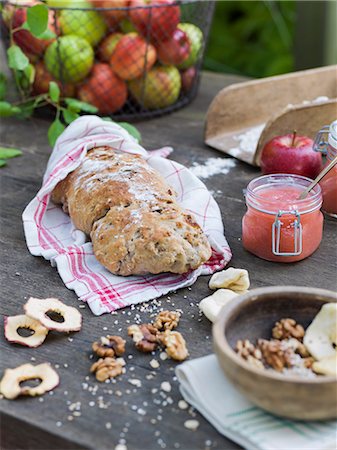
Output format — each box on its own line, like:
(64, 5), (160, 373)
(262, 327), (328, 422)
(52, 146), (212, 276)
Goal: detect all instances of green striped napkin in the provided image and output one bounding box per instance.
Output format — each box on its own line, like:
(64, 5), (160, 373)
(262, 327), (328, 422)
(176, 355), (336, 450)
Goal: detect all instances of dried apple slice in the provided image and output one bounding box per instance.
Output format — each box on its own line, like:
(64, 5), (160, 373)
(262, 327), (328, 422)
(4, 315), (48, 348)
(209, 268), (250, 293)
(24, 297), (82, 332)
(312, 354), (337, 377)
(199, 289), (238, 322)
(0, 363), (59, 400)
(303, 303), (337, 360)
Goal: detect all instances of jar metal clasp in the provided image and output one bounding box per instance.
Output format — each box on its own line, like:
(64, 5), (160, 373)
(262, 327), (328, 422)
(313, 125), (330, 154)
(272, 210), (302, 256)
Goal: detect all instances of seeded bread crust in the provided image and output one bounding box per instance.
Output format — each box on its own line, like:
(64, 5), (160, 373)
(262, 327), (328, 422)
(51, 146), (212, 276)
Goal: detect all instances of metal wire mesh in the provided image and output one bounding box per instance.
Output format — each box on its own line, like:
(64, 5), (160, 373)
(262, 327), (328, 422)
(2, 0), (215, 120)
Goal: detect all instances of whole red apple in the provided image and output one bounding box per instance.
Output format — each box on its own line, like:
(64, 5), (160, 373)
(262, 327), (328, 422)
(110, 33), (156, 80)
(33, 62), (75, 97)
(98, 32), (123, 62)
(77, 63), (127, 114)
(12, 7), (56, 55)
(260, 132), (323, 179)
(129, 0), (180, 42)
(180, 66), (196, 92)
(91, 0), (129, 28)
(157, 28), (190, 66)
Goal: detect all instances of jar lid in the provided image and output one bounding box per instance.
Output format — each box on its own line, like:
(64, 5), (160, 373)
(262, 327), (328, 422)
(245, 174), (322, 214)
(328, 120), (337, 149)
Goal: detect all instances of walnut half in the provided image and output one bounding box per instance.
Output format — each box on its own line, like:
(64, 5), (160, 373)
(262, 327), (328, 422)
(159, 330), (188, 361)
(90, 357), (125, 382)
(92, 335), (126, 358)
(272, 318), (305, 341)
(153, 310), (180, 331)
(258, 339), (294, 371)
(128, 324), (159, 352)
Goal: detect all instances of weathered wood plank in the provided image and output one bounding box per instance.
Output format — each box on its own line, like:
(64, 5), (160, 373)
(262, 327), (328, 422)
(0, 71), (336, 450)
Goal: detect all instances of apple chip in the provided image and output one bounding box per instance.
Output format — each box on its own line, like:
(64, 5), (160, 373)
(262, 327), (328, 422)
(4, 314), (48, 348)
(199, 289), (238, 322)
(24, 297), (82, 332)
(209, 268), (250, 293)
(303, 303), (337, 361)
(0, 363), (59, 400)
(312, 354), (337, 377)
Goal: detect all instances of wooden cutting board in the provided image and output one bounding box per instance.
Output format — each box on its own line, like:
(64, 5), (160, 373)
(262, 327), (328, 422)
(204, 65), (337, 166)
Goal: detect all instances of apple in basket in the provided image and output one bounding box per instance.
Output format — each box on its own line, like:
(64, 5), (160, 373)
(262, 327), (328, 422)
(109, 33), (156, 80)
(177, 23), (203, 70)
(77, 63), (127, 114)
(44, 35), (94, 83)
(180, 66), (196, 92)
(11, 6), (56, 55)
(98, 32), (123, 62)
(157, 28), (190, 66)
(33, 62), (75, 97)
(129, 0), (180, 42)
(260, 132), (323, 179)
(128, 65), (181, 109)
(58, 1), (107, 47)
(91, 0), (129, 28)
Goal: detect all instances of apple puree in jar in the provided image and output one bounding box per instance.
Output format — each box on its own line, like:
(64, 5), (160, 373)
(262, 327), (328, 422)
(242, 174), (323, 263)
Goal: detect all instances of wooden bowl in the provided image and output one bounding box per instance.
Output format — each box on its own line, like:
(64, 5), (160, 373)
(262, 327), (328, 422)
(212, 286), (337, 420)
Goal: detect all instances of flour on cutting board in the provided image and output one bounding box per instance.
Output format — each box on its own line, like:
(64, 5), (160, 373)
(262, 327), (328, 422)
(189, 157), (236, 179)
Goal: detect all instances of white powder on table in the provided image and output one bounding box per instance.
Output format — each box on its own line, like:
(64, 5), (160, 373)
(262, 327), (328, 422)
(189, 157), (236, 179)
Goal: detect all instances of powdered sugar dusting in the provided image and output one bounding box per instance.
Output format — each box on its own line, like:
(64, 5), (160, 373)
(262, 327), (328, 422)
(189, 157), (236, 179)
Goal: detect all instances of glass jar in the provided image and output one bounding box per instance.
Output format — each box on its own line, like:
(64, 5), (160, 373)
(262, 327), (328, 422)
(242, 174), (323, 263)
(314, 120), (337, 218)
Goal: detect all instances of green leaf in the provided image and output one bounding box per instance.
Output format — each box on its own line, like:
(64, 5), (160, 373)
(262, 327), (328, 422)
(64, 98), (98, 114)
(0, 147), (22, 159)
(0, 160), (7, 168)
(49, 81), (60, 103)
(26, 4), (49, 37)
(48, 118), (65, 147)
(118, 122), (142, 143)
(36, 28), (56, 40)
(7, 45), (29, 71)
(16, 64), (36, 91)
(0, 101), (21, 117)
(0, 73), (7, 101)
(63, 108), (79, 125)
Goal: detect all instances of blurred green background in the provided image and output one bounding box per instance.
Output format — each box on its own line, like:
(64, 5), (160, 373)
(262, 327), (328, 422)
(204, 0), (336, 78)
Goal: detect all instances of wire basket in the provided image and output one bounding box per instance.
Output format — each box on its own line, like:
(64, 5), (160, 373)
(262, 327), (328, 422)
(2, 0), (215, 120)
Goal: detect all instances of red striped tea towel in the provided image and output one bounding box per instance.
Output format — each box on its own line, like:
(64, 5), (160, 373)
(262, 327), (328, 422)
(23, 116), (231, 315)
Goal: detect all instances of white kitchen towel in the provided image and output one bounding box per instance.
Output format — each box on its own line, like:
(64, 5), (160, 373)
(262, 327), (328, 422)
(23, 116), (232, 315)
(176, 355), (337, 450)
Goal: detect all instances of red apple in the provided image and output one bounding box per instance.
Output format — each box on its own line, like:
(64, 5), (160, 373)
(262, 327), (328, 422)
(180, 66), (196, 92)
(33, 62), (75, 97)
(129, 0), (180, 42)
(156, 28), (190, 66)
(90, 0), (129, 28)
(98, 32), (123, 62)
(77, 63), (127, 114)
(12, 7), (56, 55)
(109, 33), (156, 80)
(260, 132), (323, 179)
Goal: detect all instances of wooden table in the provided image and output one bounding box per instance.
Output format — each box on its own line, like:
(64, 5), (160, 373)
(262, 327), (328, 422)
(1, 71), (336, 450)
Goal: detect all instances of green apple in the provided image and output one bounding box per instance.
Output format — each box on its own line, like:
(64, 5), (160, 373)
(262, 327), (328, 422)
(128, 66), (181, 110)
(44, 35), (94, 83)
(59, 1), (107, 47)
(119, 18), (136, 34)
(177, 23), (203, 70)
(46, 0), (91, 7)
